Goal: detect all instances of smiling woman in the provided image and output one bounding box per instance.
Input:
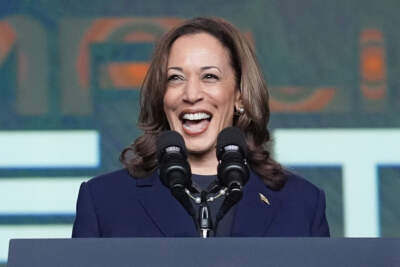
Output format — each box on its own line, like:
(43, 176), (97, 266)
(72, 17), (330, 238)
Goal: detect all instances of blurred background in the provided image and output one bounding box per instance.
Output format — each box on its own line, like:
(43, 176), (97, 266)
(1, 0), (400, 264)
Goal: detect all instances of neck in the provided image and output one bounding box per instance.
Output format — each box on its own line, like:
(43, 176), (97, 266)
(188, 150), (218, 175)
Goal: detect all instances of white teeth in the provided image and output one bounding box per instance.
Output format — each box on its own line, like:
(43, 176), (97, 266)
(182, 112), (211, 121)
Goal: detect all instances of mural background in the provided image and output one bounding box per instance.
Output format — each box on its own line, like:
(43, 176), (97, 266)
(1, 0), (399, 264)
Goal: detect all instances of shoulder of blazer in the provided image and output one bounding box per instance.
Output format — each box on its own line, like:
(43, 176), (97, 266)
(275, 171), (326, 216)
(85, 169), (159, 191)
(280, 172), (323, 195)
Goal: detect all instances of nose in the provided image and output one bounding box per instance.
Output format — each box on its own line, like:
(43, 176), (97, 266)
(183, 77), (203, 104)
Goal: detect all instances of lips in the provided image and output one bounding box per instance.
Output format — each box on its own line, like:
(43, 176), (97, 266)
(179, 110), (212, 135)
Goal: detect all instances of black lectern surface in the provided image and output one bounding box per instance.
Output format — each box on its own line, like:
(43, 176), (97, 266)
(8, 238), (400, 267)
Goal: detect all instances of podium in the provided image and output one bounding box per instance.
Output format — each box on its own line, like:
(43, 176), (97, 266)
(8, 238), (400, 267)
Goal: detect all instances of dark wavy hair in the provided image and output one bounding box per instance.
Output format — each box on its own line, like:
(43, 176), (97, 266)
(120, 17), (287, 190)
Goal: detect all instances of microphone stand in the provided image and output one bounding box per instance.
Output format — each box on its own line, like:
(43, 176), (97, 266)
(191, 185), (242, 237)
(184, 185), (228, 238)
(198, 191), (213, 238)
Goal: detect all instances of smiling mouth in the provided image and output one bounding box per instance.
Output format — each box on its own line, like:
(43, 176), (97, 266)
(179, 111), (212, 135)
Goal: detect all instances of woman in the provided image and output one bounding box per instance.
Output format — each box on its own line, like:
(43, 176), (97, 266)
(72, 17), (330, 237)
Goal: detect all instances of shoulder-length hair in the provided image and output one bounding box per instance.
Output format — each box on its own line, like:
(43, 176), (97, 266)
(120, 17), (286, 190)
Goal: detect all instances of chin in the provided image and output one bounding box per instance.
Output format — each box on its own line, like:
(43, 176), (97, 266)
(184, 139), (215, 156)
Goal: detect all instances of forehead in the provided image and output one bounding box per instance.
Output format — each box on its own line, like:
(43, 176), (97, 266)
(167, 32), (231, 67)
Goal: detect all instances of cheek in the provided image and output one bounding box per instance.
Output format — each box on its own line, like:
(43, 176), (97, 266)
(214, 88), (237, 112)
(163, 90), (175, 112)
(163, 102), (173, 122)
(215, 89), (238, 124)
(163, 91), (179, 127)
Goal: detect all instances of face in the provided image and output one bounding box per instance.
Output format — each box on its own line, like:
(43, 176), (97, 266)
(163, 32), (240, 158)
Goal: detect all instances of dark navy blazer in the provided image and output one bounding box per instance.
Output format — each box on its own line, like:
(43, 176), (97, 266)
(72, 169), (330, 237)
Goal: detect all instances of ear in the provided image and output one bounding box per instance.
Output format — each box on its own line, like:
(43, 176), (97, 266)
(234, 87), (243, 111)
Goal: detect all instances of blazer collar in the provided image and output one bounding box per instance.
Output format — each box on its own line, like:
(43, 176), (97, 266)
(135, 171), (197, 237)
(231, 171), (281, 236)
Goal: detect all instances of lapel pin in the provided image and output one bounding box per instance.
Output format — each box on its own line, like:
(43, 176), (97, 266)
(258, 193), (270, 205)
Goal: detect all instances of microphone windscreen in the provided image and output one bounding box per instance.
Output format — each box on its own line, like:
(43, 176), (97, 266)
(216, 127), (247, 158)
(156, 131), (187, 161)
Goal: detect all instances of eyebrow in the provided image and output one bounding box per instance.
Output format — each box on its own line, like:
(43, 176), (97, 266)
(201, 66), (221, 72)
(167, 66), (221, 72)
(167, 67), (183, 71)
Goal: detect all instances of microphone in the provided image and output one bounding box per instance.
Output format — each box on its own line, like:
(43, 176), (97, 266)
(216, 127), (249, 223)
(216, 127), (249, 192)
(157, 131), (196, 223)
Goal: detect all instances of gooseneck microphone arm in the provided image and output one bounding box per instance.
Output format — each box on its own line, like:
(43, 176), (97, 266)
(198, 191), (213, 238)
(184, 185), (227, 237)
(214, 127), (250, 233)
(157, 131), (198, 231)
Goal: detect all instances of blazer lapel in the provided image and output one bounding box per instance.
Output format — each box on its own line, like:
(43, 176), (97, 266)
(231, 172), (281, 236)
(135, 172), (197, 237)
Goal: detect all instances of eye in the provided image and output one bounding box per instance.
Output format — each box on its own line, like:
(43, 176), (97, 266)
(203, 73), (219, 80)
(167, 74), (183, 82)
